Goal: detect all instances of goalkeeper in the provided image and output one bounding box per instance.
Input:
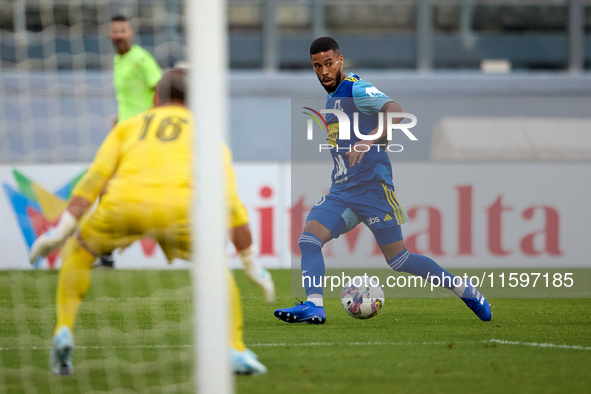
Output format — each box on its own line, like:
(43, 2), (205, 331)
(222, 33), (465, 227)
(29, 69), (267, 376)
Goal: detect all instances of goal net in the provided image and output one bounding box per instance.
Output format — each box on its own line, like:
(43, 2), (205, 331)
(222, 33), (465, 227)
(0, 1), (229, 392)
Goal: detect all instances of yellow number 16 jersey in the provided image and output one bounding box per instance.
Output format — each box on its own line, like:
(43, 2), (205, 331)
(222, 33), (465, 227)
(71, 105), (248, 260)
(73, 105), (193, 206)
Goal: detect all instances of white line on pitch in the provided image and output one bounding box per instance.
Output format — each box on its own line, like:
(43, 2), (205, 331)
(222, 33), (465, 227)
(0, 295), (270, 304)
(0, 344), (193, 351)
(248, 341), (449, 347)
(249, 339), (591, 350)
(487, 339), (591, 351)
(2, 339), (590, 352)
(0, 342), (444, 351)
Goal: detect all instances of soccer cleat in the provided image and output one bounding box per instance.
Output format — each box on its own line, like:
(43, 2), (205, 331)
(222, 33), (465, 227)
(50, 326), (74, 375)
(463, 296), (492, 321)
(274, 300), (326, 325)
(92, 253), (115, 269)
(231, 348), (267, 375)
(461, 286), (492, 321)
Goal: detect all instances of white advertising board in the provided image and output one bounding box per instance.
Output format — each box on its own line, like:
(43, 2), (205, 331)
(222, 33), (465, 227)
(292, 162), (591, 269)
(1, 163), (589, 270)
(0, 163), (289, 270)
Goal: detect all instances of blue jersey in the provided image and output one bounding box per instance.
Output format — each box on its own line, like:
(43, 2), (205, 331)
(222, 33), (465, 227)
(324, 73), (394, 192)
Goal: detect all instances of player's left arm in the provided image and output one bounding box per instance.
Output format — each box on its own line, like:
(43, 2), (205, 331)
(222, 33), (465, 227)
(140, 50), (163, 90)
(28, 127), (124, 264)
(347, 80), (404, 166)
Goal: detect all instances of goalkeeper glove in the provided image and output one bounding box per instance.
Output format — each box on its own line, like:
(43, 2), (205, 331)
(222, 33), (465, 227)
(240, 245), (275, 304)
(29, 211), (77, 265)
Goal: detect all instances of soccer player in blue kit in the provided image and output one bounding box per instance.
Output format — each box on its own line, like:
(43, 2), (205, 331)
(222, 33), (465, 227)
(274, 37), (491, 324)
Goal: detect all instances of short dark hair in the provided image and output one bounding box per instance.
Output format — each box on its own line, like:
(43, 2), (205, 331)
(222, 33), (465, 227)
(310, 37), (340, 57)
(111, 15), (128, 22)
(157, 68), (187, 104)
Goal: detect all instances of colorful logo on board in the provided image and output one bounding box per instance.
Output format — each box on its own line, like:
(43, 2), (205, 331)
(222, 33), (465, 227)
(2, 169), (86, 269)
(2, 169), (159, 269)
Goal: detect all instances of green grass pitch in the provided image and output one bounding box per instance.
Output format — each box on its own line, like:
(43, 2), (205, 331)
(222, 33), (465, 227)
(0, 269), (590, 393)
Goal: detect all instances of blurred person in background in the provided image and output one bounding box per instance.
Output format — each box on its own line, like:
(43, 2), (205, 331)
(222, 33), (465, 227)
(110, 14), (162, 124)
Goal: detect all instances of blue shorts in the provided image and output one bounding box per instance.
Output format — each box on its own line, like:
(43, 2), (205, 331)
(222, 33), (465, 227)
(307, 182), (409, 246)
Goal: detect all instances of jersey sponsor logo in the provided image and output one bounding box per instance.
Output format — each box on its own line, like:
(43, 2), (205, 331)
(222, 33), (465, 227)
(365, 86), (386, 98)
(326, 123), (339, 147)
(367, 216), (381, 226)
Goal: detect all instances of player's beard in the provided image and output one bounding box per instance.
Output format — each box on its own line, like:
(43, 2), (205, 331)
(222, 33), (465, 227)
(320, 69), (342, 94)
(112, 39), (130, 54)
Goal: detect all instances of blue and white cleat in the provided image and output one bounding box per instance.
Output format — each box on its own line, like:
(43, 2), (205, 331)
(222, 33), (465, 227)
(50, 326), (74, 375)
(463, 296), (492, 321)
(460, 282), (492, 321)
(274, 301), (326, 325)
(231, 348), (267, 375)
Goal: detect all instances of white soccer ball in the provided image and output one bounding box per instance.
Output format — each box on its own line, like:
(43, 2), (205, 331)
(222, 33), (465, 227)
(340, 276), (385, 319)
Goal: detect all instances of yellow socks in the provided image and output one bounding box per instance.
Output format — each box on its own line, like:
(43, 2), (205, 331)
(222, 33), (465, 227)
(227, 271), (246, 352)
(54, 237), (247, 354)
(54, 237), (94, 334)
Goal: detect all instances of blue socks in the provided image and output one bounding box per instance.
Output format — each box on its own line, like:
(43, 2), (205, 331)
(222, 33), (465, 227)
(298, 232), (325, 296)
(388, 249), (458, 291)
(299, 236), (475, 298)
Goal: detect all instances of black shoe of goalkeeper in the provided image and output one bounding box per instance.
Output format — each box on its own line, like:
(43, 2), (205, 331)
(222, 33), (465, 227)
(93, 253), (114, 269)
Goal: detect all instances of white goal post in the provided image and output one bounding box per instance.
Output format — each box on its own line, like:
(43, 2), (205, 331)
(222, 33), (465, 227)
(188, 0), (232, 393)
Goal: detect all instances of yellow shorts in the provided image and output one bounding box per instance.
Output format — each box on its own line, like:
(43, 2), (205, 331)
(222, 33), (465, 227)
(80, 181), (248, 261)
(80, 143), (248, 259)
(80, 193), (191, 262)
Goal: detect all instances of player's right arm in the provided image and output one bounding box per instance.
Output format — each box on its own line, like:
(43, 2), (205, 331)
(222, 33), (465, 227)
(29, 126), (124, 264)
